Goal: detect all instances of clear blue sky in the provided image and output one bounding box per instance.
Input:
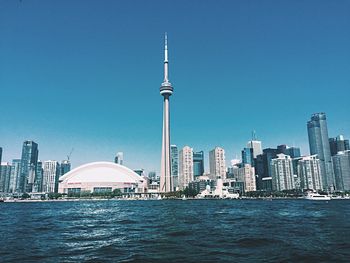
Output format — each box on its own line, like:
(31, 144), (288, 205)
(1, 0), (349, 173)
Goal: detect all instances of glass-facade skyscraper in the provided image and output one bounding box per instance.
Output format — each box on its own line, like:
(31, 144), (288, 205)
(332, 150), (350, 191)
(60, 160), (71, 176)
(193, 151), (204, 177)
(242, 148), (254, 166)
(170, 145), (178, 191)
(329, 135), (350, 156)
(19, 141), (39, 193)
(10, 159), (21, 193)
(307, 113), (335, 191)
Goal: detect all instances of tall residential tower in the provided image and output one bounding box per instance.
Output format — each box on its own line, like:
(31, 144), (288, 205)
(159, 34), (174, 193)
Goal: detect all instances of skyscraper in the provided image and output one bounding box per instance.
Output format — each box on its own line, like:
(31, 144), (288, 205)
(60, 160), (71, 176)
(236, 164), (256, 192)
(209, 147), (226, 179)
(297, 155), (322, 191)
(277, 145), (301, 158)
(329, 135), (350, 156)
(114, 152), (124, 165)
(271, 154), (295, 191)
(332, 150), (350, 191)
(33, 161), (43, 192)
(307, 113), (335, 191)
(42, 161), (60, 193)
(159, 34), (173, 193)
(10, 159), (21, 193)
(0, 148), (2, 188)
(255, 148), (279, 189)
(179, 146), (193, 190)
(247, 140), (262, 158)
(19, 140), (39, 193)
(170, 145), (179, 191)
(241, 147), (254, 166)
(0, 162), (11, 193)
(193, 151), (204, 177)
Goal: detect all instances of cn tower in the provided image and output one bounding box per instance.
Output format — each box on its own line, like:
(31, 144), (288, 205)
(160, 33), (173, 193)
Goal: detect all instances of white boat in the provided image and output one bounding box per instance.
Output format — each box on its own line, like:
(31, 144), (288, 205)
(305, 192), (331, 201)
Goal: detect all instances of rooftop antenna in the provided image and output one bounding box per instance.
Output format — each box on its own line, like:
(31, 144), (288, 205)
(252, 130), (257, 141)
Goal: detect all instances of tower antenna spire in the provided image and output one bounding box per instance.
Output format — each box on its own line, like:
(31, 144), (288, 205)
(163, 32), (169, 83)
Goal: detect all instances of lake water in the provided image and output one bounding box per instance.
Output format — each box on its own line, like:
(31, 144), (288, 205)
(0, 199), (349, 262)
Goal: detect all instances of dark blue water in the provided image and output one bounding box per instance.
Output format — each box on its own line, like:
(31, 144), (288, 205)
(0, 200), (349, 262)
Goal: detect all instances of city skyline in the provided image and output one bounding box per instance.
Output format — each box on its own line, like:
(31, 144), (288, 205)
(1, 1), (350, 173)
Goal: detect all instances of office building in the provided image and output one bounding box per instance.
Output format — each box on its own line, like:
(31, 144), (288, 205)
(332, 150), (350, 191)
(10, 159), (21, 193)
(307, 113), (335, 191)
(329, 135), (350, 156)
(297, 155), (322, 191)
(271, 154), (295, 191)
(179, 146), (193, 190)
(114, 152), (124, 165)
(193, 151), (204, 177)
(247, 140), (262, 158)
(33, 161), (43, 192)
(60, 160), (71, 176)
(170, 145), (179, 190)
(242, 147), (254, 166)
(209, 147), (226, 179)
(19, 141), (39, 193)
(42, 161), (60, 193)
(255, 148), (279, 189)
(277, 145), (301, 158)
(0, 162), (11, 193)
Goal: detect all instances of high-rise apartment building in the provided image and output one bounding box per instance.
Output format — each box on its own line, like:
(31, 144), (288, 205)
(307, 113), (335, 191)
(193, 151), (204, 177)
(19, 141), (39, 193)
(297, 155), (322, 191)
(209, 147), (226, 179)
(332, 150), (350, 191)
(170, 145), (179, 191)
(236, 164), (256, 192)
(329, 135), (350, 156)
(114, 152), (124, 165)
(42, 161), (60, 193)
(271, 154), (295, 191)
(179, 146), (193, 190)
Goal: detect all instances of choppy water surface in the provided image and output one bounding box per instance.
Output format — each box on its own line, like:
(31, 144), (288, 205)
(1, 199), (349, 262)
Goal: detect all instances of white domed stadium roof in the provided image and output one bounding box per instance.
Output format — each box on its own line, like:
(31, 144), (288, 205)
(59, 161), (143, 183)
(58, 162), (145, 194)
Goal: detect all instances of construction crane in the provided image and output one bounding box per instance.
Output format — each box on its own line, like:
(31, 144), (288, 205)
(67, 148), (74, 162)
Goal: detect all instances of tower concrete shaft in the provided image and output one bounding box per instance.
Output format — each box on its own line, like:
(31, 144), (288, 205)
(160, 33), (173, 193)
